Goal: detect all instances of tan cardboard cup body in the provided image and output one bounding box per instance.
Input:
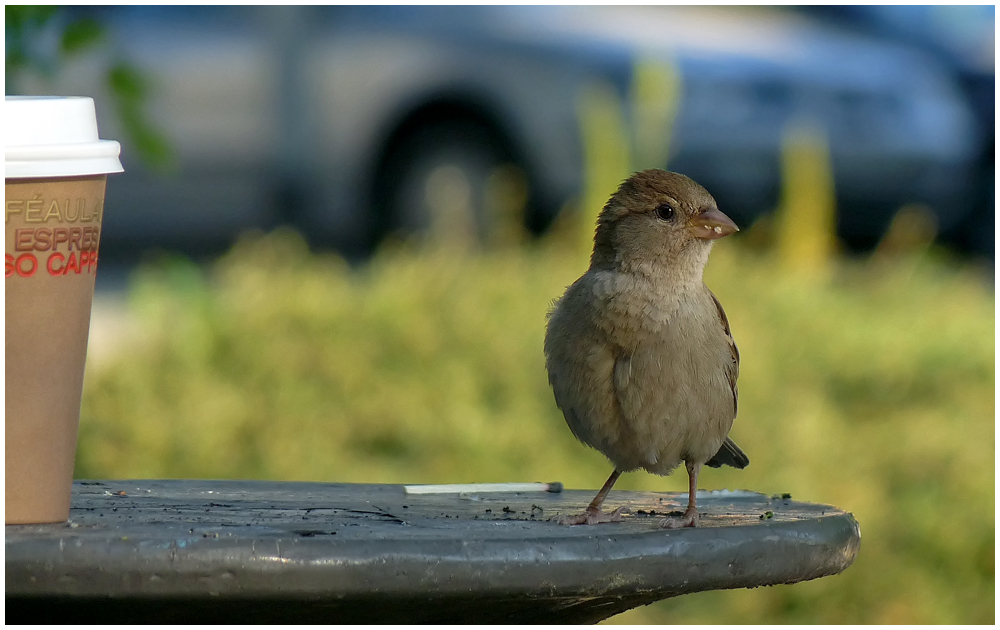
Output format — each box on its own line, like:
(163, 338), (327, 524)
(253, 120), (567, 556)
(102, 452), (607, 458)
(5, 97), (123, 524)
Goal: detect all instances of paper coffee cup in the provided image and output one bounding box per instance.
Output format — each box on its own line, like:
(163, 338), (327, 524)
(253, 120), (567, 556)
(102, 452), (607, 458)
(5, 96), (123, 524)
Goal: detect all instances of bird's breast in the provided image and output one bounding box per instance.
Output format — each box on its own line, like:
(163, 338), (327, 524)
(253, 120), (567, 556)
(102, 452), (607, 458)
(591, 276), (735, 473)
(591, 271), (698, 338)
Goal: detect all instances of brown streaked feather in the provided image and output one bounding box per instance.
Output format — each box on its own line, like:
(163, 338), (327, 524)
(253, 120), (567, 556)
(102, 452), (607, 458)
(709, 288), (739, 417)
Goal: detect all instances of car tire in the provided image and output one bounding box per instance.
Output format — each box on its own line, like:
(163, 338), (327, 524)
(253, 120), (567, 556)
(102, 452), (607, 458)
(370, 118), (530, 249)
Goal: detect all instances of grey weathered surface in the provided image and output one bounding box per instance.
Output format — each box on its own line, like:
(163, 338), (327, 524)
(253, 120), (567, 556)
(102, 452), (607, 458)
(6, 479), (860, 623)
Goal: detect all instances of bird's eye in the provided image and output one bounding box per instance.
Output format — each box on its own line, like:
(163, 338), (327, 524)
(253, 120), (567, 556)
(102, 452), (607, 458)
(654, 203), (675, 222)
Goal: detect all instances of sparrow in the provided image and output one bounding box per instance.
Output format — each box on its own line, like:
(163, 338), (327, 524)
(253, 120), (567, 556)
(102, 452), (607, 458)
(544, 169), (748, 528)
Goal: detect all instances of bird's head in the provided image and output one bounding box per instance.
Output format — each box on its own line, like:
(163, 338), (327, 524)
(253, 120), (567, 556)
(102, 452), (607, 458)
(590, 169), (738, 278)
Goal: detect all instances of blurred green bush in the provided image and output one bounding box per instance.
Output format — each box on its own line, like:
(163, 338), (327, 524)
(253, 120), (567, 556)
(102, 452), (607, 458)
(78, 228), (993, 624)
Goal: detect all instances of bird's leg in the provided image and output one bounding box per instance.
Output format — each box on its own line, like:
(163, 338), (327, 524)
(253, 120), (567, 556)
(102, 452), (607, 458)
(661, 461), (701, 528)
(552, 469), (629, 525)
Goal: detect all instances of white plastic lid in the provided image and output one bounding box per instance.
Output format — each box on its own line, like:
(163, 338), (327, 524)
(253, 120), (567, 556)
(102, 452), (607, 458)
(5, 96), (124, 179)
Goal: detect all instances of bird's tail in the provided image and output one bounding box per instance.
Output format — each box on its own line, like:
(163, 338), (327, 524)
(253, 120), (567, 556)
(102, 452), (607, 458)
(705, 437), (749, 469)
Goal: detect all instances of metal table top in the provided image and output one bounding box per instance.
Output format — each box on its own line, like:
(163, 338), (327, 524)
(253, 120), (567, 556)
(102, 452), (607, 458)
(6, 479), (860, 623)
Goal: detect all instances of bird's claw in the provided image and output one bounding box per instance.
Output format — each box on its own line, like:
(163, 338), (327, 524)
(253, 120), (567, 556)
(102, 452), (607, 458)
(659, 509), (699, 529)
(551, 505), (629, 525)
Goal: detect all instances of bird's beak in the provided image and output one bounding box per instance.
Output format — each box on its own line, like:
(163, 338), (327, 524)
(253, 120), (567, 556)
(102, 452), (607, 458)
(688, 208), (739, 240)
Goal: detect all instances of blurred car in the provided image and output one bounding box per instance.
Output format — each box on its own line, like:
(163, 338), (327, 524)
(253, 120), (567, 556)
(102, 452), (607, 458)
(23, 5), (985, 258)
(802, 4), (994, 258)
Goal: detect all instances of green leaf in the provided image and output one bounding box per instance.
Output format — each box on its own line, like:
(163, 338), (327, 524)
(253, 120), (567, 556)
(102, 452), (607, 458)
(5, 5), (58, 32)
(109, 63), (147, 102)
(108, 62), (174, 170)
(60, 17), (103, 55)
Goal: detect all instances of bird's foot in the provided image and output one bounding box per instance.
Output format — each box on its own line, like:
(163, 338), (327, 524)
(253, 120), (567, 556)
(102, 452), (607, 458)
(551, 506), (629, 525)
(660, 508), (699, 529)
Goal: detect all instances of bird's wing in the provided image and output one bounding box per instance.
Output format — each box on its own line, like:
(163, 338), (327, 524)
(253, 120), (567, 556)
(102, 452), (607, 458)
(544, 285), (623, 453)
(708, 289), (739, 417)
(547, 338), (624, 457)
(705, 288), (747, 469)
